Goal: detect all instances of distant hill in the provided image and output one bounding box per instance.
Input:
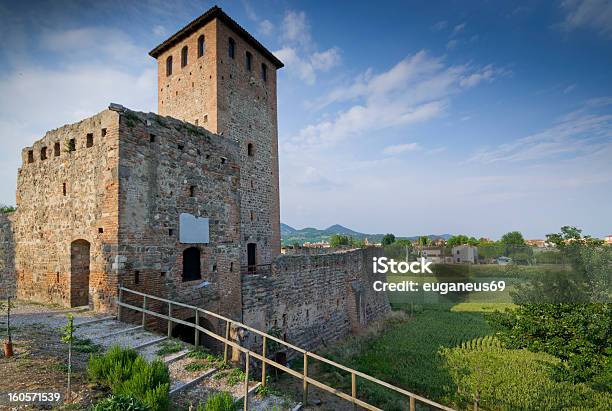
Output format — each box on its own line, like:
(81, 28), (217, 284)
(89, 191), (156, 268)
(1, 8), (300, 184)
(281, 223), (452, 246)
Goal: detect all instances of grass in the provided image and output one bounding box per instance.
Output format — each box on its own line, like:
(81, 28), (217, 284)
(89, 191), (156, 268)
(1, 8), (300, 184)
(73, 337), (102, 353)
(156, 339), (183, 356)
(318, 304), (612, 410)
(184, 362), (212, 372)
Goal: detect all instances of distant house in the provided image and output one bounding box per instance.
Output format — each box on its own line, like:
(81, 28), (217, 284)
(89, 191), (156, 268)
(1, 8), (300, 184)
(605, 235), (612, 245)
(497, 256), (512, 265)
(451, 245), (478, 264)
(526, 239), (551, 248)
(303, 241), (330, 249)
(421, 247), (444, 264)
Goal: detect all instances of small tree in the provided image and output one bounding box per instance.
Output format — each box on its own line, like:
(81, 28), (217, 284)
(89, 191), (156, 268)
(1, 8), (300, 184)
(62, 314), (76, 400)
(381, 233), (396, 246)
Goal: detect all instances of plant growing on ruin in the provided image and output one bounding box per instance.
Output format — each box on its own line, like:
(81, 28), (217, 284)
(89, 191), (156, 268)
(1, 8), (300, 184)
(0, 204), (16, 214)
(64, 138), (76, 152)
(62, 314), (76, 400)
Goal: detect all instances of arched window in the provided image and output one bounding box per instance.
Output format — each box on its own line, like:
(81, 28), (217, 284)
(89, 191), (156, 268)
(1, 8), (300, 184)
(198, 35), (205, 58)
(166, 55), (173, 76)
(247, 142), (254, 156)
(228, 37), (235, 59)
(261, 63), (268, 82)
(181, 46), (188, 67)
(182, 247), (201, 282)
(245, 51), (252, 71)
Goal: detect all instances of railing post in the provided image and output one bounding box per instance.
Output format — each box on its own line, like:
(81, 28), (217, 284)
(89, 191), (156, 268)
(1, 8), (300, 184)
(224, 321), (230, 363)
(117, 287), (123, 321)
(410, 396), (415, 411)
(141, 295), (147, 329)
(194, 309), (200, 347)
(261, 336), (267, 386)
(351, 372), (357, 410)
(303, 353), (308, 405)
(243, 351), (250, 411)
(167, 302), (172, 337)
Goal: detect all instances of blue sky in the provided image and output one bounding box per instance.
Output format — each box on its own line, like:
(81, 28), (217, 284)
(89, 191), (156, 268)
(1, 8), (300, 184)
(0, 0), (611, 239)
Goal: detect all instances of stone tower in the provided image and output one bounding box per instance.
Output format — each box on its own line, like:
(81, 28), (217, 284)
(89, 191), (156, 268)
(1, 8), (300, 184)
(150, 6), (283, 268)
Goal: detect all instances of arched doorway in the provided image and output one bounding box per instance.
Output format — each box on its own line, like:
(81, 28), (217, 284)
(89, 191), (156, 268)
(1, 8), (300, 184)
(172, 316), (217, 352)
(70, 239), (90, 307)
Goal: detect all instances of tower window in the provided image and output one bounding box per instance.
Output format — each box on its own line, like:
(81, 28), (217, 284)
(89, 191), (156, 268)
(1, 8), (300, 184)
(261, 63), (268, 82)
(246, 51), (252, 71)
(228, 37), (235, 59)
(134, 270), (140, 285)
(63, 183), (67, 196)
(198, 35), (205, 57)
(54, 142), (60, 157)
(181, 46), (188, 67)
(40, 147), (47, 160)
(101, 128), (107, 137)
(182, 247), (201, 282)
(166, 55), (173, 76)
(27, 150), (34, 163)
(86, 133), (94, 147)
(189, 185), (195, 197)
(247, 143), (254, 157)
(149, 134), (156, 143)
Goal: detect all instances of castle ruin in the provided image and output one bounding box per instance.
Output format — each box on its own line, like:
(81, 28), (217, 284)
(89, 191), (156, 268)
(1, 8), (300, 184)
(0, 6), (389, 352)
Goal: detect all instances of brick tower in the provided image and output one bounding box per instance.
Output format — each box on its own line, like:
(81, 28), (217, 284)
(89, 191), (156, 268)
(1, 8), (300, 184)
(150, 6), (283, 268)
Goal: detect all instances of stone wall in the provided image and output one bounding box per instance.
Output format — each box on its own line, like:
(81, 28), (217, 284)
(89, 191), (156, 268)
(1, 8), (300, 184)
(241, 247), (391, 353)
(115, 109), (242, 334)
(14, 109), (121, 309)
(0, 212), (16, 299)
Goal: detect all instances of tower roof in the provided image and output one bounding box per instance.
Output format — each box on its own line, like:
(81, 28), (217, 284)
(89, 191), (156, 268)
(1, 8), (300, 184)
(149, 5), (284, 69)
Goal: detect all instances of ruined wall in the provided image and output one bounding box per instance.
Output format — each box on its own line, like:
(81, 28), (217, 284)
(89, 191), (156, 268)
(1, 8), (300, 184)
(14, 110), (121, 309)
(116, 109), (242, 333)
(0, 213), (16, 299)
(241, 248), (391, 352)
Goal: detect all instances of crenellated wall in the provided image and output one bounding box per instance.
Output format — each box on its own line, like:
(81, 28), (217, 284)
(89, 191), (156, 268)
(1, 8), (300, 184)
(241, 247), (391, 353)
(0, 212), (16, 299)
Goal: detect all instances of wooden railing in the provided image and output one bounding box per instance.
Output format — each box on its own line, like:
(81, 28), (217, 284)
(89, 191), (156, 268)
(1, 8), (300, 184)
(117, 286), (455, 411)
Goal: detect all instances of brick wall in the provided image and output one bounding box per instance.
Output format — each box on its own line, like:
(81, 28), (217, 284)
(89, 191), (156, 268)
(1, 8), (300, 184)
(241, 248), (391, 353)
(0, 212), (16, 299)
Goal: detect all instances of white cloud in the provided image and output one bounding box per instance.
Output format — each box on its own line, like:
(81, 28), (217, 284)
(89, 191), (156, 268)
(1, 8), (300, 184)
(383, 143), (421, 155)
(452, 22), (467, 35)
(292, 51), (505, 149)
(259, 20), (274, 36)
(466, 100), (612, 164)
(152, 25), (167, 37)
(431, 21), (448, 31)
(446, 39), (458, 50)
(561, 0), (612, 37)
(273, 10), (341, 84)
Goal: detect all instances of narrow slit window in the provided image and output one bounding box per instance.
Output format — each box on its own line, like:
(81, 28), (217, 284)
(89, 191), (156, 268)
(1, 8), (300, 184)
(54, 142), (61, 157)
(246, 51), (252, 71)
(181, 46), (188, 67)
(40, 147), (47, 160)
(247, 143), (254, 157)
(62, 183), (67, 196)
(86, 133), (94, 147)
(166, 55), (173, 76)
(228, 37), (235, 59)
(261, 63), (268, 82)
(189, 185), (195, 197)
(198, 35), (205, 57)
(27, 150), (34, 163)
(134, 271), (140, 284)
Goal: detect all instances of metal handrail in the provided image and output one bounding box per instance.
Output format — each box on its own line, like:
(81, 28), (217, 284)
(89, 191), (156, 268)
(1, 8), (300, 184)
(117, 286), (455, 411)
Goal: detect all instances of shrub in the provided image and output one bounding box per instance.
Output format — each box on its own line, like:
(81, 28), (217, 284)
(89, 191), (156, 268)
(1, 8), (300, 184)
(226, 368), (246, 386)
(88, 346), (170, 411)
(156, 340), (182, 356)
(202, 392), (234, 411)
(93, 395), (149, 411)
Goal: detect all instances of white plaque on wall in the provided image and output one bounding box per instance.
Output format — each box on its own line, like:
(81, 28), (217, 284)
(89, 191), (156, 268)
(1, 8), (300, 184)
(179, 213), (210, 244)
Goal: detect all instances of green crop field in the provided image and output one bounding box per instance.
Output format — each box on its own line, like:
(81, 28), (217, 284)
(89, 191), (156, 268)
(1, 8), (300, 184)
(318, 302), (612, 410)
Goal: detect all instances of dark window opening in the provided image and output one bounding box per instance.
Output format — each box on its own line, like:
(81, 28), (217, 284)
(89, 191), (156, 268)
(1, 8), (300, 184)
(181, 46), (188, 67)
(261, 63), (268, 82)
(98, 227), (104, 234)
(54, 142), (61, 157)
(101, 128), (107, 137)
(169, 229), (174, 236)
(86, 133), (94, 147)
(161, 271), (166, 277)
(149, 134), (156, 143)
(230, 262), (233, 272)
(68, 138), (76, 152)
(246, 51), (252, 71)
(166, 55), (173, 76)
(134, 270), (140, 284)
(62, 183), (67, 196)
(189, 185), (195, 197)
(247, 243), (257, 272)
(212, 264), (217, 272)
(220, 157), (226, 164)
(178, 144), (184, 150)
(28, 150), (34, 163)
(40, 147), (47, 160)
(250, 211), (255, 221)
(56, 272), (60, 283)
(247, 143), (254, 156)
(198, 35), (205, 57)
(182, 247), (201, 282)
(228, 37), (235, 59)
